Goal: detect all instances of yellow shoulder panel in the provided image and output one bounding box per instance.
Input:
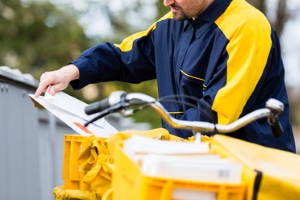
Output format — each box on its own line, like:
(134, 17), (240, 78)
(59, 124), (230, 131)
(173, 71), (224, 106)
(115, 12), (173, 52)
(213, 0), (272, 124)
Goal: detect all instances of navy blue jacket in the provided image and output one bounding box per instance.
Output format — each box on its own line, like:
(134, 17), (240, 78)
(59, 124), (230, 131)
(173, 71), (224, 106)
(71, 0), (296, 152)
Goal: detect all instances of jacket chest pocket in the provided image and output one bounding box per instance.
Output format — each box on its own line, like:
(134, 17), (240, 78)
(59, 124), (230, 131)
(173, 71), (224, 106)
(179, 69), (205, 99)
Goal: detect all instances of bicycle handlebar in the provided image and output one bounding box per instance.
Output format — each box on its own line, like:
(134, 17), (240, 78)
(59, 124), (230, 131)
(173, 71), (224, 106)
(84, 91), (284, 137)
(85, 91), (126, 115)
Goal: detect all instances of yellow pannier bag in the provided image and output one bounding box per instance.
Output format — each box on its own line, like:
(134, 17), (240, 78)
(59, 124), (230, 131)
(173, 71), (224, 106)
(77, 135), (113, 197)
(210, 135), (300, 200)
(53, 186), (100, 200)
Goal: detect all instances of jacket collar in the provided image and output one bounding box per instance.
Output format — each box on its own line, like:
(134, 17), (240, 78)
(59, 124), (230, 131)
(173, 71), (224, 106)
(184, 0), (232, 30)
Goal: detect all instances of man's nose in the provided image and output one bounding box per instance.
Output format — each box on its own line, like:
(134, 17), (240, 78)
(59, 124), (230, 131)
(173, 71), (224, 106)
(164, 0), (175, 7)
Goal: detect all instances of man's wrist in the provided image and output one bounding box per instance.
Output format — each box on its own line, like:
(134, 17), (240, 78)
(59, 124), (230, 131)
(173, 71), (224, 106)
(62, 64), (79, 81)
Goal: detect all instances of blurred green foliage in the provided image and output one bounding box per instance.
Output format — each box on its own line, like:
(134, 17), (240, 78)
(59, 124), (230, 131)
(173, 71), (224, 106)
(0, 0), (168, 128)
(0, 0), (90, 76)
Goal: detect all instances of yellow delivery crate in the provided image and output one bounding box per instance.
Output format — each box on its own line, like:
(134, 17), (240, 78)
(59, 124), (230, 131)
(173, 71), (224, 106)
(112, 143), (246, 200)
(59, 129), (175, 199)
(54, 134), (111, 200)
(62, 134), (90, 190)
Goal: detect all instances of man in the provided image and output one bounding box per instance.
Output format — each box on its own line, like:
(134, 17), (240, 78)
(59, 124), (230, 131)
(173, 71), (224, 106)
(35, 0), (296, 152)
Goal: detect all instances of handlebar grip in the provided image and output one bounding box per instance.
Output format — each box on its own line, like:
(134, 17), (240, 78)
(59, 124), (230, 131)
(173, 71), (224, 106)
(85, 98), (110, 115)
(270, 120), (283, 137)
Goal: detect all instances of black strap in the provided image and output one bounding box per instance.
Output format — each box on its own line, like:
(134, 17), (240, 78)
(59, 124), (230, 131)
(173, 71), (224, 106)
(252, 170), (263, 200)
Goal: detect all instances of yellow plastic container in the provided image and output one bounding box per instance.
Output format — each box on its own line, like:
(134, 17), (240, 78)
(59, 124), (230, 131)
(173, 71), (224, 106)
(62, 134), (90, 190)
(55, 134), (111, 200)
(112, 143), (246, 200)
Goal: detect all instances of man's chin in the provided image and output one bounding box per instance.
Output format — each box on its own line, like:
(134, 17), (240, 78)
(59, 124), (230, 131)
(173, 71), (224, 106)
(172, 13), (187, 21)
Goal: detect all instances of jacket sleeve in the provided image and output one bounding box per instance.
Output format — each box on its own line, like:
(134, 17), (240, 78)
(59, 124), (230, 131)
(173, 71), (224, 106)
(70, 24), (158, 89)
(211, 9), (272, 124)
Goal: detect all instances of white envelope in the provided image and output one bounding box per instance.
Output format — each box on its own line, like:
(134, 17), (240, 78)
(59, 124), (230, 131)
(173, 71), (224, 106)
(29, 90), (118, 137)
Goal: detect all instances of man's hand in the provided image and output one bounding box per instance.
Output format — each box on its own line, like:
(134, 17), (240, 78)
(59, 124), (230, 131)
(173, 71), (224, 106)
(34, 64), (79, 97)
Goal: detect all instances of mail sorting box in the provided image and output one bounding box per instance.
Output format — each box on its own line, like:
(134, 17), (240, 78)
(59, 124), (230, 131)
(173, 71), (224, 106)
(112, 143), (246, 200)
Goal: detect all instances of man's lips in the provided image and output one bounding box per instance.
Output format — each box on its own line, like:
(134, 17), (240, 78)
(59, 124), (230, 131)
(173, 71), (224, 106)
(170, 5), (181, 12)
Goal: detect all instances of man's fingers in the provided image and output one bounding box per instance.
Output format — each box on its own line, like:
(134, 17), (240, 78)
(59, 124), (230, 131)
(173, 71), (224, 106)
(48, 85), (61, 96)
(34, 71), (58, 97)
(34, 65), (78, 97)
(34, 85), (48, 97)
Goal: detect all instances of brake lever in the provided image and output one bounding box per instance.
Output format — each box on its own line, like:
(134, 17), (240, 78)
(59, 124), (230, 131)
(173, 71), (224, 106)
(265, 98), (284, 137)
(268, 117), (283, 137)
